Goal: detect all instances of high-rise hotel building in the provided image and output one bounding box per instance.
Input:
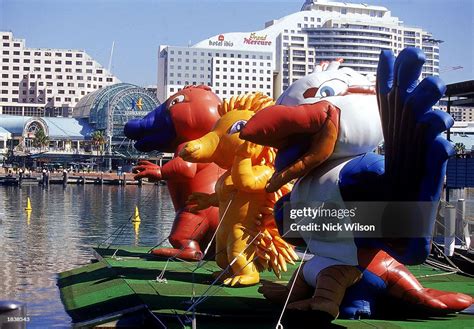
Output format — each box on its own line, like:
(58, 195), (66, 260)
(157, 0), (440, 102)
(0, 31), (119, 117)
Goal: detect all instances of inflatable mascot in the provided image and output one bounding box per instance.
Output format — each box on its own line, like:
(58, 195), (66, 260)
(180, 93), (298, 286)
(240, 48), (472, 320)
(124, 85), (225, 261)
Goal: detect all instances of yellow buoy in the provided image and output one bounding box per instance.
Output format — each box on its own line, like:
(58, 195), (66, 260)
(132, 206), (141, 223)
(26, 209), (32, 226)
(25, 197), (32, 211)
(133, 220), (140, 246)
(133, 221), (140, 236)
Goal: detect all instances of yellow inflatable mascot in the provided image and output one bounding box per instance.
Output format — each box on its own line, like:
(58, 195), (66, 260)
(180, 93), (298, 287)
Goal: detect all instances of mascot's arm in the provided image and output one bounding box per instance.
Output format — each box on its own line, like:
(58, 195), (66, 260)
(232, 158), (273, 192)
(133, 156), (198, 182)
(232, 142), (273, 193)
(187, 192), (218, 213)
(161, 156), (198, 181)
(133, 160), (162, 182)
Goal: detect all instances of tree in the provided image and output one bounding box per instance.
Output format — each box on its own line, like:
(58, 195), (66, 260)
(91, 130), (106, 155)
(32, 127), (49, 151)
(454, 142), (465, 155)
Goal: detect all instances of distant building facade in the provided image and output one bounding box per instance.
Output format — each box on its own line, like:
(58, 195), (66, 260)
(157, 0), (440, 102)
(439, 101), (474, 123)
(157, 46), (273, 102)
(0, 31), (120, 117)
(0, 83), (160, 166)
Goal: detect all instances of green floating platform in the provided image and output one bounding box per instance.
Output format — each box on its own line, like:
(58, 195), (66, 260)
(57, 246), (474, 328)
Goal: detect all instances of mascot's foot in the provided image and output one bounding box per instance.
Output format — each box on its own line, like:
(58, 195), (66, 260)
(212, 270), (232, 282)
(222, 272), (260, 287)
(384, 259), (473, 313)
(259, 270), (312, 304)
(287, 265), (362, 320)
(151, 247), (203, 261)
(403, 288), (473, 313)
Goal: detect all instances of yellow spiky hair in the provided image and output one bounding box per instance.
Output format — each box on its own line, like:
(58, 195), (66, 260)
(218, 92), (275, 116)
(218, 92), (277, 167)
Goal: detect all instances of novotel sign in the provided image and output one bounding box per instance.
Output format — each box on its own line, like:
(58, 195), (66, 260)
(243, 33), (272, 46)
(209, 34), (234, 47)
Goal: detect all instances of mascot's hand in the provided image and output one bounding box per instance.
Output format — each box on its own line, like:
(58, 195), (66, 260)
(187, 192), (214, 213)
(255, 206), (276, 228)
(376, 47), (453, 201)
(132, 160), (162, 182)
(236, 141), (264, 160)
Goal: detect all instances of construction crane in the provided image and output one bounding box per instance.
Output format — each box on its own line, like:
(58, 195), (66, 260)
(439, 65), (463, 73)
(108, 41), (115, 74)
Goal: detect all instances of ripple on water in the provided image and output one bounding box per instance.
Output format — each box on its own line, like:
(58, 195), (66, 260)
(0, 184), (174, 327)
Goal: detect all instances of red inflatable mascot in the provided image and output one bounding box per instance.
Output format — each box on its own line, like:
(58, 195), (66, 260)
(124, 85), (224, 260)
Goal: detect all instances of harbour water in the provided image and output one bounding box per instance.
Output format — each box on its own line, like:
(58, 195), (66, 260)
(0, 184), (175, 328)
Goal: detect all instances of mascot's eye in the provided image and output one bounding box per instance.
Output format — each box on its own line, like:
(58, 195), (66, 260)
(319, 86), (335, 97)
(228, 120), (247, 134)
(317, 80), (348, 98)
(169, 94), (185, 106)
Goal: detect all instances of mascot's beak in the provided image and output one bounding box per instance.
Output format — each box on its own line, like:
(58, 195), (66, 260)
(179, 131), (220, 163)
(124, 103), (177, 152)
(240, 100), (340, 192)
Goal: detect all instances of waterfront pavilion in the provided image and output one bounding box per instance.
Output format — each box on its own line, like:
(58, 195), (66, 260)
(0, 115), (94, 168)
(0, 127), (11, 161)
(74, 83), (160, 146)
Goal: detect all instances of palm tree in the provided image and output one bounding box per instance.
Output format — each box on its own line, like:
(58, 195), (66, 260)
(454, 142), (465, 155)
(32, 127), (49, 151)
(91, 130), (106, 155)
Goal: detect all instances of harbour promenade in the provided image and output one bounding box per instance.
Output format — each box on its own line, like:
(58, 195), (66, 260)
(0, 171), (155, 186)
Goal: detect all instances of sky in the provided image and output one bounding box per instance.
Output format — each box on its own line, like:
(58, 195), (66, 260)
(1, 0), (473, 86)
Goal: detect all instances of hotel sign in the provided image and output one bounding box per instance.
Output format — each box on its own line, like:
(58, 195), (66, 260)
(209, 34), (234, 47)
(243, 33), (272, 46)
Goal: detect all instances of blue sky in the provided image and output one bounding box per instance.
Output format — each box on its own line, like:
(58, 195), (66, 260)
(1, 0), (472, 86)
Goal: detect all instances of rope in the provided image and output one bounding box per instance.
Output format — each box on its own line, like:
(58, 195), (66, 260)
(152, 217), (213, 284)
(416, 270), (458, 278)
(185, 232), (262, 312)
(150, 193), (237, 289)
(152, 217), (208, 282)
(146, 306), (168, 329)
(97, 183), (158, 249)
(201, 191), (235, 259)
(182, 196), (313, 319)
(147, 235), (171, 253)
(428, 242), (474, 278)
(156, 258), (170, 283)
(190, 254), (258, 309)
(275, 244), (309, 329)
